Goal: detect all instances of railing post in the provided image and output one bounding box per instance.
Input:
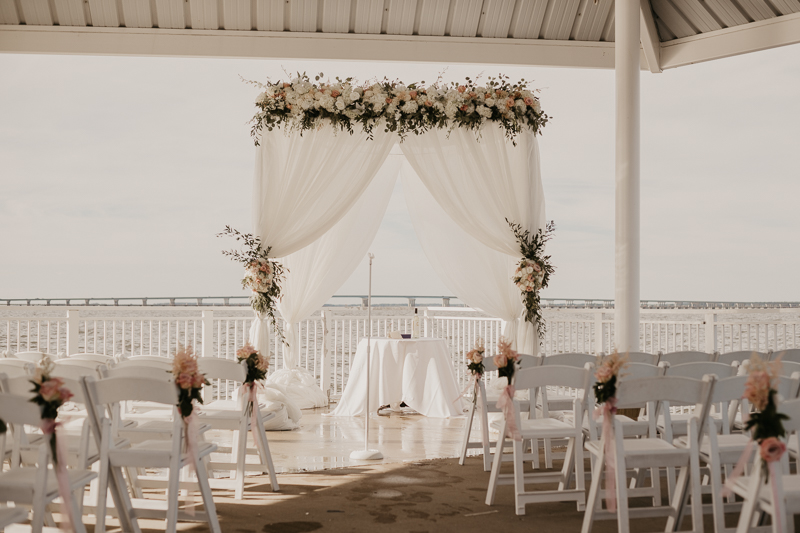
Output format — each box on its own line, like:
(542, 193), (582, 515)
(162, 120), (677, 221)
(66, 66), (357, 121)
(321, 310), (331, 398)
(66, 309), (80, 356)
(705, 312), (717, 354)
(423, 308), (430, 337)
(202, 310), (214, 358)
(594, 311), (604, 355)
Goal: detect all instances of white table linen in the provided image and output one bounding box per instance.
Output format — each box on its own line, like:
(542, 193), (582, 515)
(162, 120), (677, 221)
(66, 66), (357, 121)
(330, 338), (465, 418)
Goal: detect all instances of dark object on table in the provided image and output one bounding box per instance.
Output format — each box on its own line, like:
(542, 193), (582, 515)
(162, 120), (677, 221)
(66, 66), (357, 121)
(401, 334), (411, 339)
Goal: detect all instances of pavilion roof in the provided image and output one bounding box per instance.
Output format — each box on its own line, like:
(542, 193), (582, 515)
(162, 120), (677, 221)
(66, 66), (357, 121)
(1, 0), (799, 71)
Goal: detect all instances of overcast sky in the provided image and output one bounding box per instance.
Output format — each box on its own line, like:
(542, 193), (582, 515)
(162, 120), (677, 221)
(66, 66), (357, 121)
(1, 44), (798, 303)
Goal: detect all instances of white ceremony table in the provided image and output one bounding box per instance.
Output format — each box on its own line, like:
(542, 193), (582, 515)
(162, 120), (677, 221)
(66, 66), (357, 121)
(330, 338), (465, 418)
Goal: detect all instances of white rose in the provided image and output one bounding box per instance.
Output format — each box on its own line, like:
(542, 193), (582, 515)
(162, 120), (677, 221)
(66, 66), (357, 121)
(476, 105), (491, 118)
(256, 92), (269, 105)
(349, 91), (360, 101)
(401, 100), (418, 113)
(485, 98), (496, 107)
(301, 99), (312, 110)
(335, 98), (346, 110)
(533, 100), (541, 113)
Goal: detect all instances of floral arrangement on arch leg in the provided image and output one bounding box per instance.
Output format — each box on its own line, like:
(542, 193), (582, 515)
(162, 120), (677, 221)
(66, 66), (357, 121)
(507, 220), (555, 341)
(592, 351), (628, 513)
(236, 343), (270, 432)
(29, 356), (77, 532)
(493, 338), (521, 441)
(218, 226), (287, 343)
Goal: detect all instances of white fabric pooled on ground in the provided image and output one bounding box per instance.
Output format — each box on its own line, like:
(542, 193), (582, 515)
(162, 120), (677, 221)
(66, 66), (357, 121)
(266, 368), (328, 410)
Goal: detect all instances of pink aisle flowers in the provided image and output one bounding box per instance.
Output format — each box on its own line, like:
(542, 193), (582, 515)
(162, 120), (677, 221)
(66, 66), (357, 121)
(494, 338), (521, 441)
(592, 351), (628, 513)
(465, 338), (485, 378)
(171, 345), (209, 419)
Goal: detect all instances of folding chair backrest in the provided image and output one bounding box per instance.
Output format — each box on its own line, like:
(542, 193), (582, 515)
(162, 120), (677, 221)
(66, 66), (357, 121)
(711, 375), (748, 434)
(198, 357), (246, 382)
(775, 373), (800, 400)
(615, 376), (717, 436)
(716, 351), (766, 366)
(0, 360), (34, 378)
(66, 353), (115, 365)
(53, 360), (102, 378)
(622, 362), (664, 380)
(517, 354), (541, 370)
(772, 349), (800, 363)
(666, 361), (737, 380)
(779, 361), (800, 378)
(779, 397), (800, 436)
(100, 363), (172, 381)
(625, 352), (659, 365)
(0, 392), (44, 427)
(482, 356), (499, 373)
(659, 351), (714, 366)
(541, 353), (595, 368)
(83, 375), (178, 407)
(0, 374), (34, 397)
(514, 364), (592, 395)
(113, 357), (173, 371)
(10, 351), (51, 364)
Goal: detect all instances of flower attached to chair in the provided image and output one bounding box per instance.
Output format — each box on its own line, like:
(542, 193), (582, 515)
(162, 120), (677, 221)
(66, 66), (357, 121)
(493, 337), (519, 382)
(171, 345), (209, 419)
(743, 353), (789, 478)
(508, 220), (555, 342)
(592, 351), (628, 409)
(237, 343), (269, 384)
(465, 338), (486, 377)
(218, 226), (287, 344)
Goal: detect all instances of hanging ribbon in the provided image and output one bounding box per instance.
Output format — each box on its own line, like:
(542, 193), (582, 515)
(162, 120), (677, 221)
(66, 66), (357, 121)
(769, 460), (783, 533)
(181, 409), (202, 516)
(594, 398), (617, 512)
(41, 419), (74, 533)
(722, 439), (755, 498)
(454, 373), (480, 407)
(242, 382), (263, 442)
(495, 384), (521, 441)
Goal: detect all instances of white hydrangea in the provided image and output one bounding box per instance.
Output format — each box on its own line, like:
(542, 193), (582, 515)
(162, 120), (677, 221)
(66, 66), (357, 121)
(444, 101), (458, 119)
(485, 98), (496, 107)
(476, 105), (491, 118)
(533, 100), (541, 113)
(401, 100), (418, 114)
(256, 92), (269, 105)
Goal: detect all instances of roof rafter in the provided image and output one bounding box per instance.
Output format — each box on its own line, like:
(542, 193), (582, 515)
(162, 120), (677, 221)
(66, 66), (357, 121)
(640, 0), (662, 73)
(660, 10), (800, 69)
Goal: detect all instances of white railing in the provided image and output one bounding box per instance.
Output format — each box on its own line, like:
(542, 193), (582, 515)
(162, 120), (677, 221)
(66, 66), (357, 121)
(3, 307), (800, 399)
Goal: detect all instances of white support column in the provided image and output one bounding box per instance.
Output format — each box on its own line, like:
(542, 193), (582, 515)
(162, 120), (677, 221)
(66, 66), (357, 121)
(614, 0), (641, 352)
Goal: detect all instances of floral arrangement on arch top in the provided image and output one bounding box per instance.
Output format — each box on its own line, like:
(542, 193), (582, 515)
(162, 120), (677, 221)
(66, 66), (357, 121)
(247, 73), (549, 145)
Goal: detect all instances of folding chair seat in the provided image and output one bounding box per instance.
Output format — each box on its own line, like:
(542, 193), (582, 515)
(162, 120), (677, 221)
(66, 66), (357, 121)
(81, 375), (221, 533)
(485, 363), (592, 515)
(459, 354), (539, 471)
(660, 351), (715, 366)
(197, 357), (279, 498)
(0, 392), (97, 533)
(7, 351), (52, 364)
(581, 375), (717, 533)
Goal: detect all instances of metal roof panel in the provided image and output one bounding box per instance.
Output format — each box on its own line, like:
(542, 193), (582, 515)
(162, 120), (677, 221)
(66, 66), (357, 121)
(446, 0), (481, 37)
(222, 0), (250, 29)
(670, 0), (723, 32)
(54, 0), (87, 25)
(0, 0), (20, 24)
(417, 0), (449, 36)
(322, 0), (352, 33)
(255, 0), (283, 31)
(540, 0), (580, 40)
(572, 0), (613, 41)
(736, 0), (775, 20)
(652, 0), (697, 38)
(477, 0), (515, 38)
(189, 0), (218, 29)
(386, 0), (417, 35)
(287, 0), (317, 32)
(87, 0), (120, 26)
(702, 0), (748, 27)
(21, 0), (53, 25)
(155, 0), (186, 28)
(354, 0), (382, 34)
(508, 0), (547, 39)
(121, 0), (153, 27)
(771, 0), (800, 15)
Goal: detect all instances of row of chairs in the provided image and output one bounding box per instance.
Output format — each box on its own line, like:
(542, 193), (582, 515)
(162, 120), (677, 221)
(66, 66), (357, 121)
(467, 351), (800, 533)
(0, 354), (281, 533)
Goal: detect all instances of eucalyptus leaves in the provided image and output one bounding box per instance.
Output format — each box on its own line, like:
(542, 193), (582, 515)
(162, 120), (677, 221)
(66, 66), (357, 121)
(218, 226), (287, 343)
(508, 219), (555, 339)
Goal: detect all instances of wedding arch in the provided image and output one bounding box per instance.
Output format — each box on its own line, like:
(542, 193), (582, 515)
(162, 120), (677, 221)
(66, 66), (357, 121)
(225, 75), (554, 409)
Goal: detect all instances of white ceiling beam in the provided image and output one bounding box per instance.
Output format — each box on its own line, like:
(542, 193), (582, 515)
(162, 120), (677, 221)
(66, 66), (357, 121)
(660, 11), (800, 69)
(0, 25), (647, 69)
(640, 0), (662, 73)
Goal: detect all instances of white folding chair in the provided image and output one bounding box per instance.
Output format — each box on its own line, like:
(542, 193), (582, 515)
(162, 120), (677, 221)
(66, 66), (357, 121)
(625, 352), (660, 365)
(111, 357), (173, 372)
(716, 351), (768, 366)
(66, 353), (116, 365)
(82, 375), (221, 533)
(732, 397), (800, 533)
(486, 363), (592, 515)
(197, 357), (279, 498)
(0, 506), (28, 530)
(660, 351), (716, 366)
(0, 391), (97, 533)
(582, 374), (717, 533)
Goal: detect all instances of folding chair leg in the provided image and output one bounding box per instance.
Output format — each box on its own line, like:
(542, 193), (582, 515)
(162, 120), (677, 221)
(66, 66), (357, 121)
(513, 438), (526, 516)
(195, 455), (222, 533)
(69, 487), (89, 533)
(574, 434), (586, 511)
(581, 445), (605, 533)
(666, 464), (692, 532)
(651, 467), (662, 507)
(165, 463), (180, 533)
(253, 419), (279, 491)
(458, 397), (476, 466)
(485, 424), (507, 506)
(480, 403), (492, 472)
(689, 440), (704, 533)
(95, 459), (110, 533)
(614, 437), (631, 533)
(234, 416), (248, 500)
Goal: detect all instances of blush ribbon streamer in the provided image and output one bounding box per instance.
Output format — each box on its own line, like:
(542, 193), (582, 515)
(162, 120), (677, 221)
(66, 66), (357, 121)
(495, 385), (521, 441)
(41, 419), (75, 533)
(594, 399), (617, 512)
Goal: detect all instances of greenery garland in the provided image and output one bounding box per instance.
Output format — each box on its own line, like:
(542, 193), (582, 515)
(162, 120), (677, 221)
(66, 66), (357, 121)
(218, 226), (287, 343)
(247, 73), (549, 145)
(508, 220), (556, 340)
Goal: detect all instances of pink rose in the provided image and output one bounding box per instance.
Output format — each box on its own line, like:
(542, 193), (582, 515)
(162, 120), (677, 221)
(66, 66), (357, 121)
(595, 366), (614, 383)
(177, 373), (194, 390)
(457, 86), (466, 93)
(409, 91), (417, 99)
(524, 97), (534, 106)
(533, 263), (541, 272)
(58, 386), (74, 403)
(760, 437), (786, 463)
(473, 353), (483, 364)
(39, 378), (65, 402)
(493, 353), (506, 368)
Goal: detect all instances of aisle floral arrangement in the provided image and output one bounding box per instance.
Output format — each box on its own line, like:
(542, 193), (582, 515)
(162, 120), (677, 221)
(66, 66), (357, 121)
(593, 351), (628, 513)
(508, 220), (556, 338)
(247, 73), (548, 145)
(465, 338), (486, 378)
(724, 353), (789, 531)
(494, 337), (521, 440)
(236, 342), (270, 427)
(172, 345), (209, 419)
(29, 356), (76, 531)
(219, 226), (287, 343)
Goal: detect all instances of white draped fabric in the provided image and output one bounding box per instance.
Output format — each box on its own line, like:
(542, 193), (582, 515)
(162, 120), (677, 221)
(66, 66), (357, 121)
(401, 165), (538, 355)
(268, 155), (402, 409)
(253, 125), (396, 258)
(399, 122), (546, 257)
